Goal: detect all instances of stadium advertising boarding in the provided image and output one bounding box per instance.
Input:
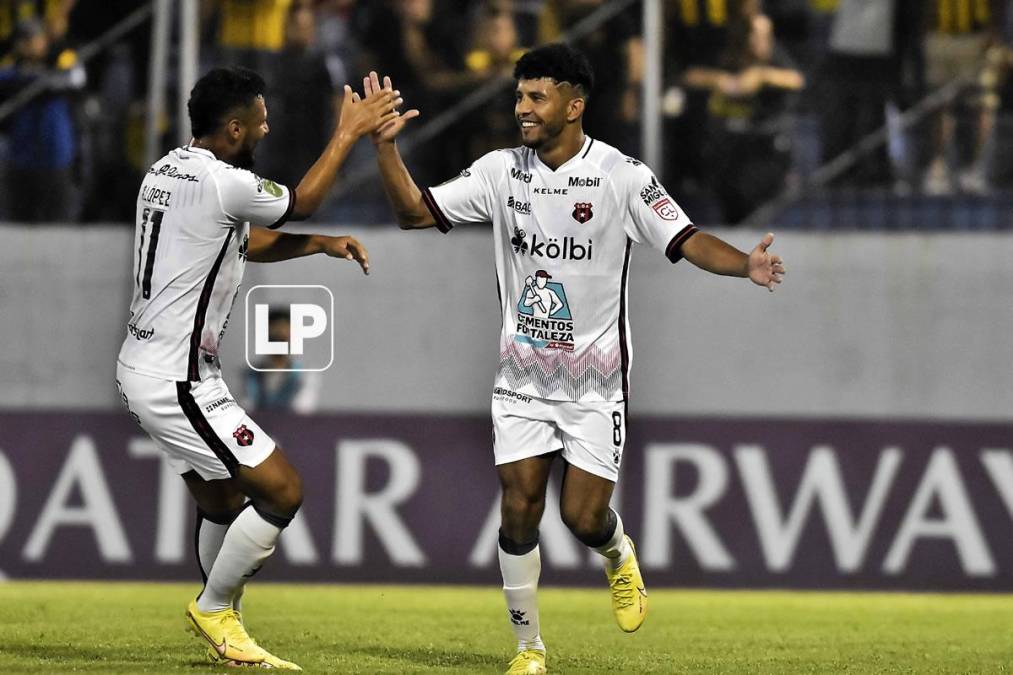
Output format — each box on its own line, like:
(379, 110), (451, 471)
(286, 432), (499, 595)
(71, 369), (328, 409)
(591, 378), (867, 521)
(1, 412), (1012, 590)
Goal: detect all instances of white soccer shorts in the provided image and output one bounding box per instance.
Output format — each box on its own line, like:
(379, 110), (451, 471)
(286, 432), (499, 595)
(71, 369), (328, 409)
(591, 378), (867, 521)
(491, 387), (627, 482)
(116, 361), (276, 480)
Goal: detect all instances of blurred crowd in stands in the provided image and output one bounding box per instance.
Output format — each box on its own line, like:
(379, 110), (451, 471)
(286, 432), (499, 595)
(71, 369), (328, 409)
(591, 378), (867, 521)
(0, 0), (1010, 225)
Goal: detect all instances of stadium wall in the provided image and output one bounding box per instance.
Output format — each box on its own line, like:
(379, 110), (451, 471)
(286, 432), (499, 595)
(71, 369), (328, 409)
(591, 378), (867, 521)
(2, 225), (1011, 418)
(3, 225), (1013, 587)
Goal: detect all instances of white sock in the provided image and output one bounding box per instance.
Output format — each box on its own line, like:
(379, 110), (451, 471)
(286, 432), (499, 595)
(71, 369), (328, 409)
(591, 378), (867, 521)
(196, 511), (244, 613)
(499, 542), (544, 653)
(595, 510), (631, 571)
(197, 507), (282, 613)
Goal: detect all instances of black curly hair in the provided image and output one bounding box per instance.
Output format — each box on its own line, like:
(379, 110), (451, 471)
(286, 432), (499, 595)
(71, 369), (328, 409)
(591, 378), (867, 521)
(188, 67), (266, 138)
(513, 43), (594, 99)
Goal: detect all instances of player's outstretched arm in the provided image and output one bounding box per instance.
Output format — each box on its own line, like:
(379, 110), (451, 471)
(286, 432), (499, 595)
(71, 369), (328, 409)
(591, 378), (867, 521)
(361, 72), (432, 230)
(682, 231), (785, 292)
(247, 227), (369, 274)
(289, 83), (400, 221)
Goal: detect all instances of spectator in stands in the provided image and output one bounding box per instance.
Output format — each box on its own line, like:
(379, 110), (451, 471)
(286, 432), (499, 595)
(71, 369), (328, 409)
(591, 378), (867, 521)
(978, 5), (1013, 188)
(205, 0), (293, 80)
(0, 0), (75, 62)
(0, 18), (84, 221)
(539, 0), (642, 153)
(664, 0), (738, 191)
(314, 0), (357, 87)
(817, 0), (922, 187)
(922, 0), (1006, 194)
(462, 2), (526, 158)
(684, 10), (805, 222)
(244, 310), (321, 414)
(354, 0), (477, 184)
(258, 2), (341, 189)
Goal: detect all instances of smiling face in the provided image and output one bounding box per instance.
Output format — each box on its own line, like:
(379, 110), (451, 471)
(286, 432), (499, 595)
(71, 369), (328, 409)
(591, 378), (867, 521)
(515, 78), (582, 149)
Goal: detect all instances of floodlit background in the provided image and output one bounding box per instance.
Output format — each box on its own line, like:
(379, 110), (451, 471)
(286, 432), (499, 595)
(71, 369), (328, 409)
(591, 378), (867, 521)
(2, 0), (1013, 595)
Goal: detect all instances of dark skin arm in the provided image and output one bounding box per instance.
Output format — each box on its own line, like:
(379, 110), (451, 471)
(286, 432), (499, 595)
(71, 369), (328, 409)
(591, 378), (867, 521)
(375, 141), (436, 229)
(360, 72), (431, 229)
(290, 85), (401, 221)
(682, 232), (785, 291)
(247, 227), (370, 274)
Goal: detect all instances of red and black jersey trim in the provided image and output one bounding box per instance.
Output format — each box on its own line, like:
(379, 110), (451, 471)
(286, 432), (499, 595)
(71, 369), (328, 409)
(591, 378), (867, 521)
(267, 186), (296, 229)
(187, 230), (234, 381)
(618, 237), (632, 398)
(176, 381), (239, 477)
(421, 188), (454, 233)
(665, 225), (699, 263)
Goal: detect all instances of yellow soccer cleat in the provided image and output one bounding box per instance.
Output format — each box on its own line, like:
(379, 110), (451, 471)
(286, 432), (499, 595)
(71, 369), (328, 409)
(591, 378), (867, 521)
(606, 535), (647, 633)
(506, 649), (546, 674)
(186, 599), (302, 670)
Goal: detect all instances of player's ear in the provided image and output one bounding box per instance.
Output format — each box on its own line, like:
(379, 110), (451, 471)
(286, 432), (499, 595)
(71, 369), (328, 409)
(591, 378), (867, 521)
(226, 117), (243, 140)
(567, 97), (585, 123)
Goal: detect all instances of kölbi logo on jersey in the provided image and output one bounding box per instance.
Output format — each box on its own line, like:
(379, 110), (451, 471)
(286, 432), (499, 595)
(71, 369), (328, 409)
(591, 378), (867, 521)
(511, 227), (592, 261)
(244, 285), (334, 372)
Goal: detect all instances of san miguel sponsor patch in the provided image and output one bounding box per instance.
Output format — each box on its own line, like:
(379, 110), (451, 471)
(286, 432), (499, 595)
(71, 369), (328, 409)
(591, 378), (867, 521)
(640, 177), (679, 221)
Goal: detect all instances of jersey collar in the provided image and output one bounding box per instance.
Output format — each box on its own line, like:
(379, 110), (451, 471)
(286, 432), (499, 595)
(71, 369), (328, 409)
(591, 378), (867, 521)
(182, 144), (216, 160)
(532, 135), (593, 173)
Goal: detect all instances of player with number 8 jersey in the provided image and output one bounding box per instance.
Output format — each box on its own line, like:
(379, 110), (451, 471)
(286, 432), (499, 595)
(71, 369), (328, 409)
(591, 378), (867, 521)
(365, 43), (786, 674)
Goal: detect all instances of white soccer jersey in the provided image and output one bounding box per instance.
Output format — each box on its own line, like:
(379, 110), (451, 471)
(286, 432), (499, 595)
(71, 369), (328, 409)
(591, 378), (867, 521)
(424, 136), (698, 402)
(117, 145), (295, 381)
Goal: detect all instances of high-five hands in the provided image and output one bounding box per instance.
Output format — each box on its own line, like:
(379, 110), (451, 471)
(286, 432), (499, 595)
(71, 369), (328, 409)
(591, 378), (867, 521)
(337, 81), (402, 140)
(748, 232), (785, 292)
(360, 71), (420, 145)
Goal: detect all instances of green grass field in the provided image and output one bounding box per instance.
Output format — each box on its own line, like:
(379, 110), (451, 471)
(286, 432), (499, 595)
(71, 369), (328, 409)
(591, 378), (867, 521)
(0, 582), (1011, 673)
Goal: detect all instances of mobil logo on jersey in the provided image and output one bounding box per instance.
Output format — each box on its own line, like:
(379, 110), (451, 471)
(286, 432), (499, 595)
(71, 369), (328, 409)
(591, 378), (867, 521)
(514, 270), (574, 352)
(511, 227), (592, 261)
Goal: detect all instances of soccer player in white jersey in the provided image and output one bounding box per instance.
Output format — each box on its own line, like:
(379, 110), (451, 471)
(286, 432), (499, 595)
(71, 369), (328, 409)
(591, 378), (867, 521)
(364, 43), (784, 674)
(115, 67), (400, 669)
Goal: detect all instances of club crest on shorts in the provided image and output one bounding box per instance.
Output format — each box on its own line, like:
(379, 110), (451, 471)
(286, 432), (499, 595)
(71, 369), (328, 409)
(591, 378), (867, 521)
(233, 424), (255, 447)
(572, 202), (593, 223)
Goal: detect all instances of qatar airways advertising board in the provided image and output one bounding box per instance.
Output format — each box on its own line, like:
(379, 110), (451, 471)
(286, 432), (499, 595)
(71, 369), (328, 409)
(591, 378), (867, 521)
(1, 412), (1011, 590)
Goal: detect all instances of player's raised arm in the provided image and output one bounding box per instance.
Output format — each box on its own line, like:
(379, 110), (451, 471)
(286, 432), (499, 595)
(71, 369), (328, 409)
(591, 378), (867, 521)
(289, 83), (401, 221)
(681, 231), (786, 291)
(361, 72), (433, 229)
(246, 226), (369, 274)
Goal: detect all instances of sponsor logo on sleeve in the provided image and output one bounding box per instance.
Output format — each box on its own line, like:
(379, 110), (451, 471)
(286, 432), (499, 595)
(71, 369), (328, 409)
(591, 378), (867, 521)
(640, 177), (679, 221)
(261, 179), (284, 197)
